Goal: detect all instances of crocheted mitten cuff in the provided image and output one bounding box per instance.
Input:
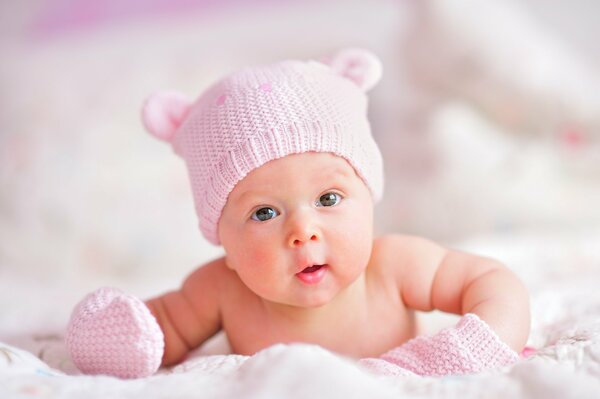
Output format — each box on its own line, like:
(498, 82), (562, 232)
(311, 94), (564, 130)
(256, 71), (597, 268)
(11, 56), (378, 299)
(66, 287), (164, 379)
(361, 313), (518, 377)
(358, 357), (418, 377)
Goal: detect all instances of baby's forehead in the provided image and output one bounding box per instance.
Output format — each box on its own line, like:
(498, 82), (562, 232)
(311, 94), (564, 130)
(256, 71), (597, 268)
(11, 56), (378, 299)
(231, 152), (359, 196)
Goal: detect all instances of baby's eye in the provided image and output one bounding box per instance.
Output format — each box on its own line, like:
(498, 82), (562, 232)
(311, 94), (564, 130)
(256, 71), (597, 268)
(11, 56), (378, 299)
(251, 207), (279, 222)
(317, 192), (342, 207)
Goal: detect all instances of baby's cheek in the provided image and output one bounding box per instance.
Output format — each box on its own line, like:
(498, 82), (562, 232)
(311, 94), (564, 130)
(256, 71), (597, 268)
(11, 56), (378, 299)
(240, 238), (278, 275)
(247, 246), (273, 271)
(344, 201), (372, 233)
(334, 211), (373, 265)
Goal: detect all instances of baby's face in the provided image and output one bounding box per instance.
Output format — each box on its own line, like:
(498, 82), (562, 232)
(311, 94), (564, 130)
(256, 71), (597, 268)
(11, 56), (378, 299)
(218, 152), (374, 308)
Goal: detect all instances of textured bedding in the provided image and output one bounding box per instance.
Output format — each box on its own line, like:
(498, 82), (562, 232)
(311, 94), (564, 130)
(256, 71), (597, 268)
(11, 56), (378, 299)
(2, 229), (600, 398)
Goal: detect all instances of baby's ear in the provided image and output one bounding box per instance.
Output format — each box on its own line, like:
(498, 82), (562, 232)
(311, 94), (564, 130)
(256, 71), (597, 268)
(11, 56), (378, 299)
(323, 48), (383, 92)
(141, 91), (193, 142)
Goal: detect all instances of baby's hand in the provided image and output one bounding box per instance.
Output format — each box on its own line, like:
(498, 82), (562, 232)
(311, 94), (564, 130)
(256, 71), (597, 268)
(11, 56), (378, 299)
(360, 314), (518, 377)
(65, 287), (164, 379)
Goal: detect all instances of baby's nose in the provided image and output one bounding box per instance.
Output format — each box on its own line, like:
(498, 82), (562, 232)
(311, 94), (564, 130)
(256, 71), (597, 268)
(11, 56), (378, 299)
(290, 232), (319, 247)
(287, 212), (321, 247)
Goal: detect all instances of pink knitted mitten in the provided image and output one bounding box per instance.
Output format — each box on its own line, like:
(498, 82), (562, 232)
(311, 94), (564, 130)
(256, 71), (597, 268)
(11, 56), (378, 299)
(360, 314), (519, 377)
(65, 287), (164, 379)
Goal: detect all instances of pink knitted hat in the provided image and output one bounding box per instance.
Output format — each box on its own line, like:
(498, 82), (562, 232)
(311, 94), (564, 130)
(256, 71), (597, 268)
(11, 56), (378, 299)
(142, 48), (384, 245)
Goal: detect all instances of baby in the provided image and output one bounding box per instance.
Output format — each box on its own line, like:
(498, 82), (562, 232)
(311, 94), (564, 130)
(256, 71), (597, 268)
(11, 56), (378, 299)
(65, 48), (530, 379)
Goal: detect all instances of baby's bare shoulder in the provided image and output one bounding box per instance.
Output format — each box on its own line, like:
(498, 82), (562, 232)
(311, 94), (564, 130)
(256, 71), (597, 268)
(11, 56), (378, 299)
(184, 257), (239, 291)
(368, 234), (446, 286)
(184, 257), (254, 307)
(371, 234), (445, 270)
(181, 258), (246, 308)
(368, 234), (447, 311)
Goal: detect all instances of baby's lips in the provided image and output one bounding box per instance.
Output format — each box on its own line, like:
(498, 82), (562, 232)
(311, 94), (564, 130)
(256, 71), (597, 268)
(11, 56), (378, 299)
(297, 264), (327, 274)
(294, 258), (327, 274)
(295, 264), (328, 285)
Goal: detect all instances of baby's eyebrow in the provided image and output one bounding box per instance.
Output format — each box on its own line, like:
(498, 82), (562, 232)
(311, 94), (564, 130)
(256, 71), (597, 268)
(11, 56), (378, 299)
(232, 190), (258, 206)
(232, 165), (353, 206)
(232, 188), (275, 208)
(328, 166), (353, 179)
(319, 164), (355, 183)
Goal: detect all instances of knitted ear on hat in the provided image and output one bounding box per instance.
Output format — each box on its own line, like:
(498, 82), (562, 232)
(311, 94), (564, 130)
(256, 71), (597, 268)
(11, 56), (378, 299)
(324, 48), (383, 92)
(141, 91), (193, 143)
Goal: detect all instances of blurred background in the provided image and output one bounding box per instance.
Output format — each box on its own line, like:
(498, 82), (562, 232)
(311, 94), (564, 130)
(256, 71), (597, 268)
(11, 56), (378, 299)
(1, 0), (600, 339)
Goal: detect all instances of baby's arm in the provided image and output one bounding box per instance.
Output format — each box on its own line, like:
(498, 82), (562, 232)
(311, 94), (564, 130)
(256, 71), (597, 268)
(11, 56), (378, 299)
(388, 235), (530, 352)
(145, 258), (223, 366)
(66, 259), (223, 378)
(360, 235), (530, 377)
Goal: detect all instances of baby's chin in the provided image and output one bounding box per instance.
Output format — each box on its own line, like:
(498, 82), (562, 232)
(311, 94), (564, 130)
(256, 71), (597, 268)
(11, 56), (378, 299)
(259, 289), (339, 310)
(292, 295), (336, 309)
(284, 288), (344, 309)
(286, 273), (367, 309)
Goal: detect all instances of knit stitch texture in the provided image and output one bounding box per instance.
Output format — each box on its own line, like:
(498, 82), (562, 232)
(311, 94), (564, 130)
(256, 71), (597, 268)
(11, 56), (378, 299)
(359, 313), (519, 377)
(65, 287), (164, 379)
(142, 50), (384, 245)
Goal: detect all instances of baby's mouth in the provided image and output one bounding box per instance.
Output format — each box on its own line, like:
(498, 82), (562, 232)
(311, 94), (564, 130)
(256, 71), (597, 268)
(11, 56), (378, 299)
(300, 264), (325, 273)
(295, 264), (328, 284)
